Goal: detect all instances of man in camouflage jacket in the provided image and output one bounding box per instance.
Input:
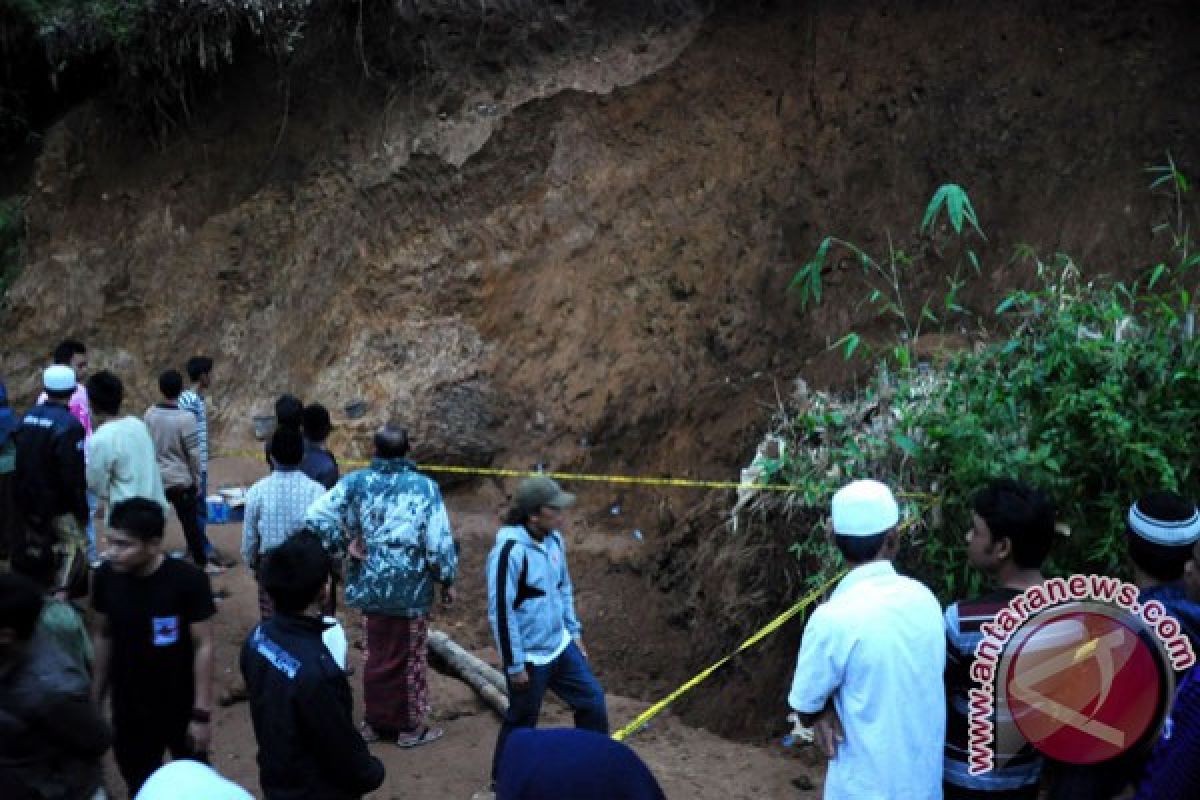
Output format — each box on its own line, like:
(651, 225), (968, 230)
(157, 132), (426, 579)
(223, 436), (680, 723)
(305, 424), (457, 746)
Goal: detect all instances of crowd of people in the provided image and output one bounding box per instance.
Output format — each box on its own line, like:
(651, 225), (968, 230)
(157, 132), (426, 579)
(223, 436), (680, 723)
(789, 478), (1200, 799)
(0, 341), (659, 800)
(2, 339), (1200, 799)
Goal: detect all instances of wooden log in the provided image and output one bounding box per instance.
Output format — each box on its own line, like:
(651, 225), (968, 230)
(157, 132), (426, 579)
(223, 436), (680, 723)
(429, 629), (508, 691)
(428, 628), (510, 716)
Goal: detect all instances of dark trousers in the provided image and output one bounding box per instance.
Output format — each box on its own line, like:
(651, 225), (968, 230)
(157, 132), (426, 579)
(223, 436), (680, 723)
(195, 471), (217, 558)
(113, 708), (204, 796)
(1047, 753), (1142, 800)
(165, 485), (206, 567)
(491, 641), (608, 779)
(944, 782), (1039, 800)
(0, 469), (16, 562)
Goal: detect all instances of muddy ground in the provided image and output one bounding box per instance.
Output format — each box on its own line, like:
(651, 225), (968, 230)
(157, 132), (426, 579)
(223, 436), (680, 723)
(95, 456), (823, 799)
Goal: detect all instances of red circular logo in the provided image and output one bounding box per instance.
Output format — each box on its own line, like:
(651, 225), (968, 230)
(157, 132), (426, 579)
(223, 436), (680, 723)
(1002, 607), (1167, 764)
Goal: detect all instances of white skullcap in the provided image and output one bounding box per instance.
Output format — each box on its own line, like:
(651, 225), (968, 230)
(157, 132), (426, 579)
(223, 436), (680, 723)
(831, 479), (900, 537)
(1128, 497), (1200, 547)
(135, 760), (253, 800)
(43, 365), (76, 392)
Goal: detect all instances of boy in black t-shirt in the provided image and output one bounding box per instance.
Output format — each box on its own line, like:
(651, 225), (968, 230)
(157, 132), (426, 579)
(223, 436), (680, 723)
(91, 496), (216, 796)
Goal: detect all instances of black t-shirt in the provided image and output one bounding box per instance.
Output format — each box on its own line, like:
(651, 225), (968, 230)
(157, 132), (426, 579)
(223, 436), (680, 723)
(92, 557), (216, 715)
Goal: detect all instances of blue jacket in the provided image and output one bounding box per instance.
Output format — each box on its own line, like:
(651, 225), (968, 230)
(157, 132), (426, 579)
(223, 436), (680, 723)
(497, 728), (665, 800)
(487, 525), (581, 675)
(1141, 582), (1200, 655)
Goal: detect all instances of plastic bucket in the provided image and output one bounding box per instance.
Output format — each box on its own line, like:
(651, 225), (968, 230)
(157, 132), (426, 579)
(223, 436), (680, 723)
(252, 415), (275, 440)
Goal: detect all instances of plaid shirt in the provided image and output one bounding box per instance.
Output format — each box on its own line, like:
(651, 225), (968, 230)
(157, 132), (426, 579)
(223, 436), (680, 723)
(242, 468), (327, 566)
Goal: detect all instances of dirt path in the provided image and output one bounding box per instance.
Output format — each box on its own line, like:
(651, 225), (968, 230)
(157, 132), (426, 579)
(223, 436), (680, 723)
(101, 457), (818, 798)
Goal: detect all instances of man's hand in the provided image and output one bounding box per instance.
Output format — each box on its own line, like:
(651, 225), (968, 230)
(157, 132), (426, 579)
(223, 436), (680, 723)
(510, 668), (530, 692)
(441, 585), (456, 607)
(347, 536), (367, 561)
(813, 705), (844, 760)
(187, 720), (211, 755)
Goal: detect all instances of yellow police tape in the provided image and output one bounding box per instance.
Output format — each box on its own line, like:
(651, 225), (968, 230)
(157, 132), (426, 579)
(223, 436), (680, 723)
(217, 451), (932, 498)
(611, 568), (848, 742)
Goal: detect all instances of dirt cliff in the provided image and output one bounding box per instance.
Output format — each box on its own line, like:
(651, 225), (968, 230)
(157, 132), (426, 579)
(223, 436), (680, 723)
(3, 0), (1200, 739)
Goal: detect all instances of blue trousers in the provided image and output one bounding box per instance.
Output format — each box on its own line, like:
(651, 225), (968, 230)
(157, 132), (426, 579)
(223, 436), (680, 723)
(85, 491), (97, 562)
(491, 641), (608, 780)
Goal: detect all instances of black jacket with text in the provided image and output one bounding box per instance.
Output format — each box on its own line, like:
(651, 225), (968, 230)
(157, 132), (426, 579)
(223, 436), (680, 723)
(13, 402), (87, 524)
(240, 613), (384, 800)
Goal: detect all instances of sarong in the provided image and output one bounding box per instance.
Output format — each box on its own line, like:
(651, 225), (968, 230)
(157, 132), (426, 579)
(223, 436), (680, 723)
(363, 613), (429, 735)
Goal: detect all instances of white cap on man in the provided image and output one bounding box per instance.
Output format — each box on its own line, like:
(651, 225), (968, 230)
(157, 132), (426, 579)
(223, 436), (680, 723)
(831, 479), (900, 537)
(43, 365), (76, 392)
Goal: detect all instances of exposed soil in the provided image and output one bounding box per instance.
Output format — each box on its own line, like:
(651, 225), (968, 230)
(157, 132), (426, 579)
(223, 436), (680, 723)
(94, 457), (818, 799)
(5, 0), (1200, 765)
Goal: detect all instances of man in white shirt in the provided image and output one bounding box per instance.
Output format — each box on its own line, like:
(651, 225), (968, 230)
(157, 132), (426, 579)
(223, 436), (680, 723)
(789, 479), (945, 799)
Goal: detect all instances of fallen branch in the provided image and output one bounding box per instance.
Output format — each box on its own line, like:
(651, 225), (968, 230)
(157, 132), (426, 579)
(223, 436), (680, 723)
(428, 628), (509, 715)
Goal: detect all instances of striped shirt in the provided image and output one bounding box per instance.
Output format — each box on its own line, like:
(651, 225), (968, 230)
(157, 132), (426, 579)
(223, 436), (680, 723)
(944, 589), (1043, 791)
(242, 468), (326, 566)
(177, 389), (208, 468)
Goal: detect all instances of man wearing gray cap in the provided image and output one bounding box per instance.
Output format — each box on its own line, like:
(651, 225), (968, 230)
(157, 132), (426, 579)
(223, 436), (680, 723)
(486, 475), (608, 785)
(12, 365), (90, 596)
(788, 479), (944, 799)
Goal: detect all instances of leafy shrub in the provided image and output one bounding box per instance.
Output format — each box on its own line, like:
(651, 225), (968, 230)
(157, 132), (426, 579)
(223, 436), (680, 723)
(751, 163), (1200, 601)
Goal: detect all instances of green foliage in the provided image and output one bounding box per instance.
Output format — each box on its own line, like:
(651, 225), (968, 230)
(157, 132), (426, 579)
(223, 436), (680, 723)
(915, 255), (1200, 588)
(0, 195), (27, 297)
(763, 164), (1200, 600)
(921, 183), (985, 239)
(789, 184), (985, 366)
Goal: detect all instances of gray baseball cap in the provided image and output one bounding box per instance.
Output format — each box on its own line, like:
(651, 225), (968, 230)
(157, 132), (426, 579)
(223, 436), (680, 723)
(516, 476), (576, 514)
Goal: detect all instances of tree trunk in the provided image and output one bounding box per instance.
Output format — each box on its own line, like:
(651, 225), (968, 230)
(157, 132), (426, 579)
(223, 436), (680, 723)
(428, 628), (510, 715)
